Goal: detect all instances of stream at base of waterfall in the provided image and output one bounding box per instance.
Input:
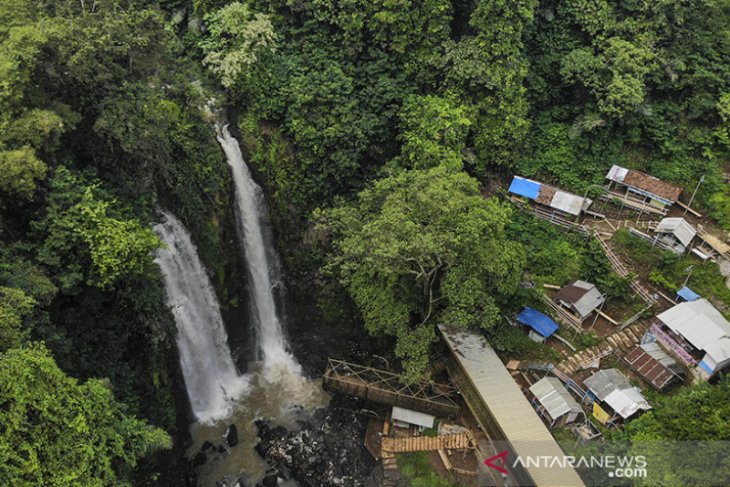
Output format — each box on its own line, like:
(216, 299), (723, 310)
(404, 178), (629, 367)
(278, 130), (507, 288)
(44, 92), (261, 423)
(155, 122), (332, 486)
(188, 363), (329, 486)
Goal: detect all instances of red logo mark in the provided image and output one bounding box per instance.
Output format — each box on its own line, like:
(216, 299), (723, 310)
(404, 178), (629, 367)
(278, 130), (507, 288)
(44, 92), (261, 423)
(484, 450), (509, 475)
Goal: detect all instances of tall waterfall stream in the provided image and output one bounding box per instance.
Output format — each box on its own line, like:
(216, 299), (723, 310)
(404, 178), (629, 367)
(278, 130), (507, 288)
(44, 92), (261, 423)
(155, 125), (328, 486)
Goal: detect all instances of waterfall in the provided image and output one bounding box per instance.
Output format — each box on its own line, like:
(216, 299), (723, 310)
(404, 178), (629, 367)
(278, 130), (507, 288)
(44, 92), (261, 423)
(215, 124), (302, 379)
(154, 211), (248, 423)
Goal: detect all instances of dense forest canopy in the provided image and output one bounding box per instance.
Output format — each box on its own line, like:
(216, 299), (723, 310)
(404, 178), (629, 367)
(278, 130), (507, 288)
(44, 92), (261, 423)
(0, 0), (728, 483)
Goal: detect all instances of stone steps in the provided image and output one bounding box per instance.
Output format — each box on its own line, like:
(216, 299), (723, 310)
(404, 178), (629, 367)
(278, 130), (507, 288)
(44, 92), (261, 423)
(557, 321), (651, 375)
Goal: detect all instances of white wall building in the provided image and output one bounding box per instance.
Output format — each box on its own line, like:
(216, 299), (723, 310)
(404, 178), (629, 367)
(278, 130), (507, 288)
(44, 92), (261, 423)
(656, 299), (730, 379)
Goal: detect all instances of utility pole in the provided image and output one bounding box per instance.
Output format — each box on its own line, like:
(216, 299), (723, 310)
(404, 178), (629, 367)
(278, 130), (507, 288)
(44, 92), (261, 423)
(684, 175), (705, 216)
(683, 265), (694, 287)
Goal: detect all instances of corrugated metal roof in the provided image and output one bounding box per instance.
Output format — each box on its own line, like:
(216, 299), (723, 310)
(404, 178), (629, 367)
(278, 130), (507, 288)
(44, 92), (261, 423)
(655, 218), (697, 247)
(641, 342), (680, 368)
(606, 165), (629, 183)
(583, 369), (632, 400)
(549, 190), (592, 216)
(555, 281), (604, 318)
(603, 388), (651, 419)
(573, 285), (604, 319)
(529, 377), (582, 420)
(516, 307), (559, 337)
(584, 368), (651, 418)
(555, 285), (589, 304)
(657, 299), (730, 362)
(624, 345), (679, 390)
(573, 280), (594, 291)
(535, 184), (556, 206)
(391, 406), (435, 428)
(703, 338), (730, 367)
(676, 286), (701, 302)
(509, 176), (590, 215)
(509, 176), (541, 200)
(439, 326), (585, 487)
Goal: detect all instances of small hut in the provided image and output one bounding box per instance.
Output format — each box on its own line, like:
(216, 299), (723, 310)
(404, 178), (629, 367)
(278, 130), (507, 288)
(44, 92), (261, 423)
(529, 377), (584, 428)
(554, 280), (606, 322)
(653, 217), (697, 254)
(605, 165), (682, 213)
(508, 176), (593, 218)
(584, 369), (651, 425)
(624, 343), (684, 390)
(516, 307), (559, 343)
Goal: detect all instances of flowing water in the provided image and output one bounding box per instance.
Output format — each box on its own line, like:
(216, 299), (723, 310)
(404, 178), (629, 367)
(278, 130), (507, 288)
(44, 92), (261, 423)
(178, 124), (328, 486)
(154, 212), (249, 424)
(189, 363), (330, 485)
(215, 123), (301, 380)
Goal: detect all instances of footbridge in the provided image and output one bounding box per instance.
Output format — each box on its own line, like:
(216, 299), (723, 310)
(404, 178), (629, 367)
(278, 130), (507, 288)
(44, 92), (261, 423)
(322, 358), (460, 417)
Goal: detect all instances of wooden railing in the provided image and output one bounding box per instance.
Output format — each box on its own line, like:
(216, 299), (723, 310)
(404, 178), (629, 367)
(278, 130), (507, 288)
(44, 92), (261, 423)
(322, 359), (460, 416)
(541, 294), (582, 332)
(594, 234), (656, 305)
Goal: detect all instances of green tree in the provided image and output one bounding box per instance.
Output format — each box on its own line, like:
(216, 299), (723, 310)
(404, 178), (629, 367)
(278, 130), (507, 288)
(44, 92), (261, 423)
(317, 167), (525, 380)
(396, 94), (473, 171)
(34, 167), (160, 291)
(0, 345), (171, 487)
(0, 287), (35, 351)
(620, 379), (730, 486)
(201, 1), (277, 88)
(561, 37), (655, 117)
(472, 0), (537, 169)
(0, 147), (47, 200)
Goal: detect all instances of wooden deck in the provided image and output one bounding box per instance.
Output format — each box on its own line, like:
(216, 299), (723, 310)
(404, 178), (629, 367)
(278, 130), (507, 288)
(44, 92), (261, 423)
(381, 433), (472, 453)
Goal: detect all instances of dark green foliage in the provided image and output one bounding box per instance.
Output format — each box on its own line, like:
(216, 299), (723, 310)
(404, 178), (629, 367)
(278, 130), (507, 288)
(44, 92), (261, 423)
(317, 167), (525, 380)
(0, 1), (234, 481)
(625, 378), (730, 441)
(522, 0), (730, 227)
(1, 0), (728, 482)
(617, 378), (730, 486)
(506, 212), (620, 292)
(0, 345), (171, 487)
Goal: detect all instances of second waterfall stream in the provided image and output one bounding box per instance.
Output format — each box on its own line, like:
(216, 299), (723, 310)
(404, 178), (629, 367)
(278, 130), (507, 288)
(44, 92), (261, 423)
(154, 211), (248, 424)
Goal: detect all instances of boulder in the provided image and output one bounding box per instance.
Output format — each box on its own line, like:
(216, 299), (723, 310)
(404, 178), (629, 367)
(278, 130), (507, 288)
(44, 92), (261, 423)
(261, 475), (278, 487)
(225, 424), (239, 447)
(254, 397), (374, 487)
(193, 451), (207, 467)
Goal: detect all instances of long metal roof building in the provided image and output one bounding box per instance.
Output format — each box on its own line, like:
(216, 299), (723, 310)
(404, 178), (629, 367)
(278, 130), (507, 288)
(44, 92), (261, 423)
(439, 325), (585, 487)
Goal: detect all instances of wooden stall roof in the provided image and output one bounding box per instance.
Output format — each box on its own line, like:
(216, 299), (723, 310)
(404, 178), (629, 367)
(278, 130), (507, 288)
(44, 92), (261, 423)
(623, 170), (682, 202)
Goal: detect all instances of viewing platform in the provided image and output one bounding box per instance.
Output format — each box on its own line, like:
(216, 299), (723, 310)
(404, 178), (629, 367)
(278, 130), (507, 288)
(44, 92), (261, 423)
(322, 358), (460, 417)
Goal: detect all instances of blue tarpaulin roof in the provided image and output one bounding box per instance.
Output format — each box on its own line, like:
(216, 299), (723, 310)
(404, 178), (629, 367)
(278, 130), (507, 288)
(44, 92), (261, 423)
(516, 307), (559, 337)
(508, 176), (541, 200)
(676, 286), (700, 302)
